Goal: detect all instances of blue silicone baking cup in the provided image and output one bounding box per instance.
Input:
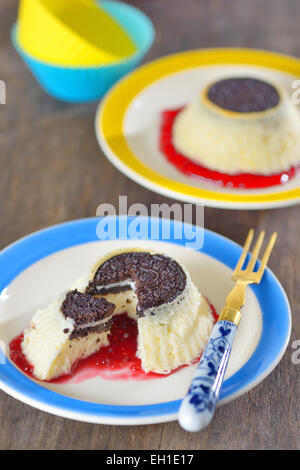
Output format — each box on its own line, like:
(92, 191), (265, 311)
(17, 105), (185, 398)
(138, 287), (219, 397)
(11, 1), (155, 103)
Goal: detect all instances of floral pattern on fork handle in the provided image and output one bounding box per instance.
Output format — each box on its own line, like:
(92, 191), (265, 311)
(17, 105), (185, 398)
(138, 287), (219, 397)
(178, 320), (237, 432)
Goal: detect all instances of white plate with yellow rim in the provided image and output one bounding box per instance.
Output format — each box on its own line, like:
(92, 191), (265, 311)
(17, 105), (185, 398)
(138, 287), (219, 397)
(95, 48), (300, 210)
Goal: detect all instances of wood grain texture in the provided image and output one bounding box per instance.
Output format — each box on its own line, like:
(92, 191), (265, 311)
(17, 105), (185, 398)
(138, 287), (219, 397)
(0, 0), (299, 450)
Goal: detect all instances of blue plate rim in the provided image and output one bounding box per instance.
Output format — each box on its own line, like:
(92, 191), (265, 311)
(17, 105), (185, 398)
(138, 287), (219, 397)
(0, 217), (291, 422)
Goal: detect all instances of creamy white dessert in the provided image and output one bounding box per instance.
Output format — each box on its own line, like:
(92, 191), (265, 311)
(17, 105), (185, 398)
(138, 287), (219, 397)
(22, 290), (115, 381)
(21, 249), (214, 380)
(86, 249), (214, 374)
(173, 77), (300, 175)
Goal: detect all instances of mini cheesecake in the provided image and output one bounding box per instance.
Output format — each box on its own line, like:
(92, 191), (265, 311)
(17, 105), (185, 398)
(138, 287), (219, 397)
(173, 77), (300, 175)
(21, 249), (214, 380)
(86, 249), (214, 374)
(21, 290), (115, 381)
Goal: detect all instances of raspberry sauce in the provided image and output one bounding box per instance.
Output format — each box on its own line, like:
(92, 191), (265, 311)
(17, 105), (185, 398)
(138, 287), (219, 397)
(9, 333), (34, 378)
(160, 107), (299, 189)
(9, 302), (218, 384)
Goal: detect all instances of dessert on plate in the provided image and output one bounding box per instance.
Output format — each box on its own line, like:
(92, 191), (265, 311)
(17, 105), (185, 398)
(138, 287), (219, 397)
(160, 76), (300, 188)
(20, 249), (214, 380)
(21, 290), (115, 381)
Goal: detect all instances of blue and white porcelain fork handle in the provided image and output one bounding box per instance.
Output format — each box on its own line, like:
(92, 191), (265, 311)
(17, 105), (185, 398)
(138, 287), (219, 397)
(178, 319), (237, 432)
(178, 229), (278, 432)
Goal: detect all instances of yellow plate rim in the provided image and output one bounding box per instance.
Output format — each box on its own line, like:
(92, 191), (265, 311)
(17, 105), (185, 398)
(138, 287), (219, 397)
(96, 47), (300, 209)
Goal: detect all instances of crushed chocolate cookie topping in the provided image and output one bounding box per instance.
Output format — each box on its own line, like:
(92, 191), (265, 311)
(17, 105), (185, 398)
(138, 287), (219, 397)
(207, 77), (280, 113)
(61, 290), (115, 327)
(86, 252), (187, 316)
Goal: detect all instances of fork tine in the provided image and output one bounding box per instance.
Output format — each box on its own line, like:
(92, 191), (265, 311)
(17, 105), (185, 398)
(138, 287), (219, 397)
(233, 228), (254, 275)
(245, 230), (265, 272)
(256, 232), (278, 280)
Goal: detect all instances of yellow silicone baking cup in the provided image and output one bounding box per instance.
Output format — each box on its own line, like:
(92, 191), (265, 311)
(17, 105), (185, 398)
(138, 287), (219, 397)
(18, 0), (136, 66)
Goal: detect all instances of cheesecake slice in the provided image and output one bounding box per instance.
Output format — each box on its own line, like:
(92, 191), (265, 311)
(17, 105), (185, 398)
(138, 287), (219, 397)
(86, 249), (214, 374)
(21, 290), (115, 380)
(21, 249), (214, 380)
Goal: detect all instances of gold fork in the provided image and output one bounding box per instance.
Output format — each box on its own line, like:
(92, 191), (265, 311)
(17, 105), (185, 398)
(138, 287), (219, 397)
(179, 229), (277, 432)
(218, 228), (277, 327)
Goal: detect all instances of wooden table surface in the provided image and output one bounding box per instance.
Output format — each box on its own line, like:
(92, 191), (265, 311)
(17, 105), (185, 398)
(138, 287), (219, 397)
(0, 0), (299, 450)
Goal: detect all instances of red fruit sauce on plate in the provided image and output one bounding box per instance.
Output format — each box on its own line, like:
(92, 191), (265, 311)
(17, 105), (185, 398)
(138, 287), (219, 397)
(160, 107), (300, 189)
(9, 301), (218, 384)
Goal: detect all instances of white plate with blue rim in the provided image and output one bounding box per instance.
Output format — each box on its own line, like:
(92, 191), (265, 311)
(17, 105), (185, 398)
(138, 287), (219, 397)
(0, 217), (291, 425)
